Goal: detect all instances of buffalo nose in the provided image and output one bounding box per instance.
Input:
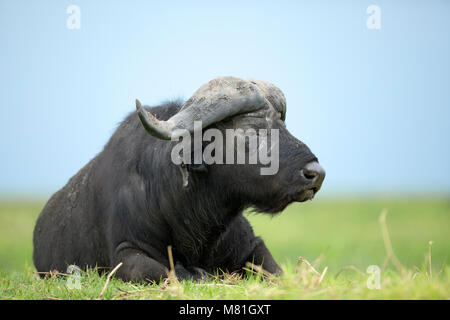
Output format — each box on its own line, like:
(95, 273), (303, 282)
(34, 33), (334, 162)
(301, 161), (325, 191)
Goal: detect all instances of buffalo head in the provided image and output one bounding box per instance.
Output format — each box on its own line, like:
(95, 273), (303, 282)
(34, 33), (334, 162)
(136, 76), (325, 213)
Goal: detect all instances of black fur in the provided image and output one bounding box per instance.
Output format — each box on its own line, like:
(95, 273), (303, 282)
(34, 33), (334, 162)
(33, 101), (318, 282)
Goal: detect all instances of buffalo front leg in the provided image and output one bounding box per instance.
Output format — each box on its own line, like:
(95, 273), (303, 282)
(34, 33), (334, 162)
(213, 215), (282, 276)
(247, 238), (282, 275)
(113, 246), (204, 283)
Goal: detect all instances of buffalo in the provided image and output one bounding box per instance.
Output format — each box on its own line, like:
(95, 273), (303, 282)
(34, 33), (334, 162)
(33, 76), (325, 282)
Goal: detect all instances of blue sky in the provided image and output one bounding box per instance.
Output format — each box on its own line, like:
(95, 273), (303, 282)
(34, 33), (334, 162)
(0, 0), (449, 196)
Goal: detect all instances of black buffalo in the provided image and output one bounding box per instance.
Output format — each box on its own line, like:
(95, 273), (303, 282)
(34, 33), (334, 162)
(33, 77), (325, 282)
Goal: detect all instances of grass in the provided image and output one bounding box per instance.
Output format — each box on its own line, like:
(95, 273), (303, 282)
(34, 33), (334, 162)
(0, 197), (449, 299)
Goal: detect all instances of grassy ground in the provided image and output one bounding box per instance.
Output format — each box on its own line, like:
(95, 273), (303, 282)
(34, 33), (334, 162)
(0, 197), (449, 299)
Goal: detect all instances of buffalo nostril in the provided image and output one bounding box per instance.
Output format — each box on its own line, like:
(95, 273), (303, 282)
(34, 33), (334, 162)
(301, 161), (326, 189)
(303, 170), (318, 180)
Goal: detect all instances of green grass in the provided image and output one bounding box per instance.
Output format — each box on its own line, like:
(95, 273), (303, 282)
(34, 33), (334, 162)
(0, 197), (449, 299)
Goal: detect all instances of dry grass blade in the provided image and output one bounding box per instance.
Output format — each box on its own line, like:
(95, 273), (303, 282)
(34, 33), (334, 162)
(244, 262), (273, 278)
(318, 266), (328, 284)
(117, 287), (163, 294)
(114, 286), (164, 299)
(428, 240), (433, 279)
(379, 209), (406, 275)
(167, 245), (175, 272)
(97, 262), (123, 300)
(334, 265), (364, 278)
(160, 246), (179, 290)
(297, 257), (320, 276)
(312, 252), (327, 267)
(35, 271), (71, 277)
(194, 283), (236, 287)
(164, 245), (178, 282)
